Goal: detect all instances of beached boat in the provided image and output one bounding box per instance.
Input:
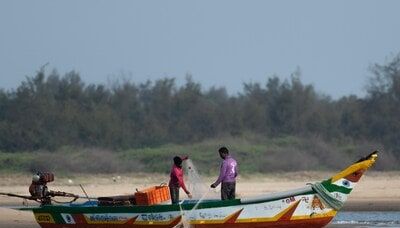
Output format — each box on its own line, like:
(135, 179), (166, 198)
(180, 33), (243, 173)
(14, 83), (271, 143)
(19, 151), (378, 228)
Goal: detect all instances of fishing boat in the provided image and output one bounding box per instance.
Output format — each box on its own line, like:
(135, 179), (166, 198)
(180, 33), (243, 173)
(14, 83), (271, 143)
(12, 151), (377, 228)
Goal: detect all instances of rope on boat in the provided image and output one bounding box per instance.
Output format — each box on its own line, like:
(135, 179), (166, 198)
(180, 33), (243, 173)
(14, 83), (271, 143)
(311, 182), (344, 211)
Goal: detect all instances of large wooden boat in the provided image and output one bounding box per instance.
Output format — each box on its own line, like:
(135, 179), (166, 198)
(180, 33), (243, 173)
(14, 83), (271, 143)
(19, 151), (378, 228)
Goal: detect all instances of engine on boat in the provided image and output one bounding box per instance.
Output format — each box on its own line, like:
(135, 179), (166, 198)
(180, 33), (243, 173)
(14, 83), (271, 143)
(29, 172), (54, 205)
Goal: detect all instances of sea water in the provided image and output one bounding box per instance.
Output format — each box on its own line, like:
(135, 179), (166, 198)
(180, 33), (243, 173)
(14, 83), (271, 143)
(330, 211), (400, 227)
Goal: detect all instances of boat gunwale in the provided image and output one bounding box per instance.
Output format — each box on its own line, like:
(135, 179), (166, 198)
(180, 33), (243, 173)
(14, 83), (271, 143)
(20, 199), (240, 213)
(19, 189), (318, 214)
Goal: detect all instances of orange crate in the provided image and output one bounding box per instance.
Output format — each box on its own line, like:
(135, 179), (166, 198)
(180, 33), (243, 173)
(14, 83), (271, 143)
(135, 185), (170, 205)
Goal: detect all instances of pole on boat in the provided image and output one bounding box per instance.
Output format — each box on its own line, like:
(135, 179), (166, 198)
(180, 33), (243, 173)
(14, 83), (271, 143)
(79, 184), (91, 202)
(0, 192), (37, 201)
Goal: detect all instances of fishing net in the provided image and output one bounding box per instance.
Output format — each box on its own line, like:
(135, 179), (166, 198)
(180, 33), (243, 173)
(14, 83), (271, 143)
(184, 159), (219, 199)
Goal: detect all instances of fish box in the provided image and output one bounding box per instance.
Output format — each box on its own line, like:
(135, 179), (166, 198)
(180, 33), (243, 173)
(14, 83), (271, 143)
(135, 185), (170, 205)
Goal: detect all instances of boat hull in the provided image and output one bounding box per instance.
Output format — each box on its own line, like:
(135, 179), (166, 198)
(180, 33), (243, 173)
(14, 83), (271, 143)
(31, 192), (335, 228)
(35, 217), (333, 228)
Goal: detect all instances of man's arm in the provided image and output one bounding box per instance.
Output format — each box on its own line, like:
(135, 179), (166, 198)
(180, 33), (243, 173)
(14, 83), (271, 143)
(178, 175), (189, 194)
(211, 162), (227, 188)
(173, 167), (190, 194)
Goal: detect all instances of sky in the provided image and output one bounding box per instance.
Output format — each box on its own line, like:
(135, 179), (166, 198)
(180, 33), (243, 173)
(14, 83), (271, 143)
(1, 0), (400, 99)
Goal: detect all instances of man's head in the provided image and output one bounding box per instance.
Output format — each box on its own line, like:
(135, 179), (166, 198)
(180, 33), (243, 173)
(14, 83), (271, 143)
(218, 147), (229, 159)
(173, 156), (183, 167)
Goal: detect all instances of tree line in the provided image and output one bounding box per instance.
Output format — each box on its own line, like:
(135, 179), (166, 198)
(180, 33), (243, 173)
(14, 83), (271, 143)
(0, 54), (399, 153)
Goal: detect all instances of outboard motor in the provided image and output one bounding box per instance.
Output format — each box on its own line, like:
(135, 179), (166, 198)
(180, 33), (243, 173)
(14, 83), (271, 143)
(29, 172), (54, 205)
(0, 172), (79, 205)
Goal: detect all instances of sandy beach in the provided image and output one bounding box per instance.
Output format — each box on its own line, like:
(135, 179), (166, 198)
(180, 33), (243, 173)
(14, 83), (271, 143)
(1, 171), (399, 228)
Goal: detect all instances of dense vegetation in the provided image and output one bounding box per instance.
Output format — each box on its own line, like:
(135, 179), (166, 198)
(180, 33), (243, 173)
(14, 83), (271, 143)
(0, 135), (395, 174)
(0, 54), (399, 172)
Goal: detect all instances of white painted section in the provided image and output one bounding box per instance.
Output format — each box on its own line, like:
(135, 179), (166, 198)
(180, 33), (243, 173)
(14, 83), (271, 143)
(241, 186), (313, 204)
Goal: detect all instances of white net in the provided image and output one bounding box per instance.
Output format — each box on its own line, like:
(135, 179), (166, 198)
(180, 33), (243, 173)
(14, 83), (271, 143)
(184, 159), (219, 199)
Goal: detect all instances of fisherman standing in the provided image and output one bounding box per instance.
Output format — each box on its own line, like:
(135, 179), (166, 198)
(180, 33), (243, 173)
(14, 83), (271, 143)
(169, 156), (192, 204)
(210, 147), (238, 200)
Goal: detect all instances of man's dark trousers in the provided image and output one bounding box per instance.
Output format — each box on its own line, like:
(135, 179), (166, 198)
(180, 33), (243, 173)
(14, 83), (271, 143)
(221, 182), (235, 200)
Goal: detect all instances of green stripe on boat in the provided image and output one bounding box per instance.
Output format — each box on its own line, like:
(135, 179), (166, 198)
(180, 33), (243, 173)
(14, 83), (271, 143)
(321, 179), (351, 194)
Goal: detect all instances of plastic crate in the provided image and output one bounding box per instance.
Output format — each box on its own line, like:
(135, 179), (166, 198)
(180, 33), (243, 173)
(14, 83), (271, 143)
(135, 185), (170, 205)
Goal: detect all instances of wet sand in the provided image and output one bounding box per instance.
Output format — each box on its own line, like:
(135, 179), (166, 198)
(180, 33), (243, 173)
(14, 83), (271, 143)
(1, 171), (399, 228)
(0, 208), (39, 228)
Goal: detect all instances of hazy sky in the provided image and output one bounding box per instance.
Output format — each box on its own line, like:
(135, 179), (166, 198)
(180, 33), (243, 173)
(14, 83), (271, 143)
(1, 0), (400, 98)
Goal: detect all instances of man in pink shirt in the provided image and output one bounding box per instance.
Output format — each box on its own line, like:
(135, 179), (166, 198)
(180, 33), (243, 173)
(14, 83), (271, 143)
(210, 147), (238, 200)
(169, 156), (192, 204)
